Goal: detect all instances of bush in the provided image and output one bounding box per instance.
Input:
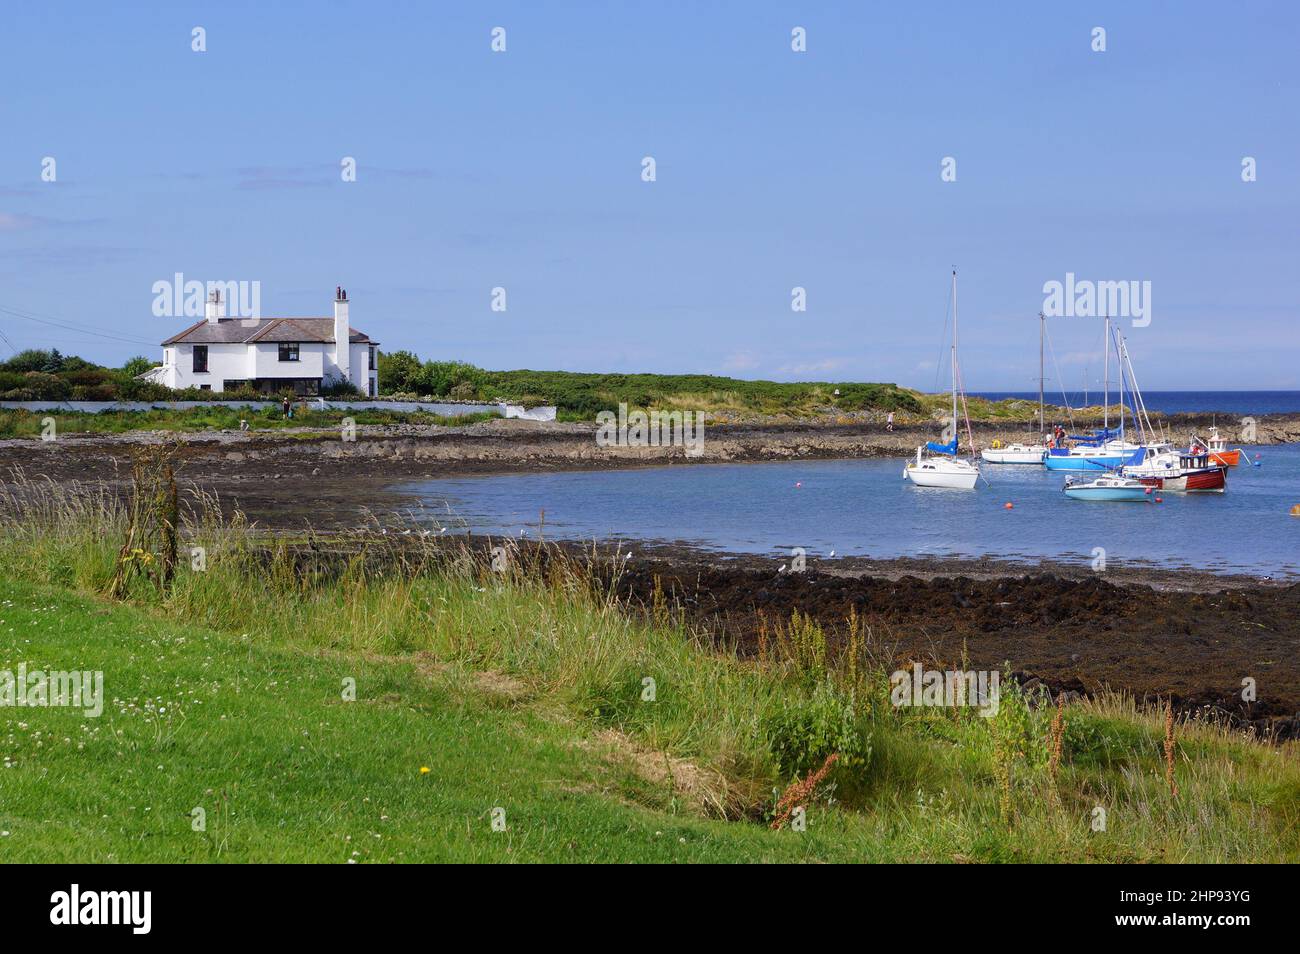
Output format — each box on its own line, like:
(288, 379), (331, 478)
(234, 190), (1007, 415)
(18, 371), (71, 400)
(417, 360), (485, 398)
(376, 350), (421, 393)
(71, 384), (118, 401)
(63, 368), (115, 388)
(764, 680), (872, 778)
(320, 378), (365, 399)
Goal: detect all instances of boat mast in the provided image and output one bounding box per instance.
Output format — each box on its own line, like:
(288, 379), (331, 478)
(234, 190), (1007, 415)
(1103, 313), (1109, 433)
(1115, 322), (1125, 445)
(1038, 311), (1045, 433)
(951, 269), (958, 451)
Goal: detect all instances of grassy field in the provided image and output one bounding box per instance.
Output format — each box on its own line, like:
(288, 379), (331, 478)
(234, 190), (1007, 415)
(377, 355), (927, 420)
(0, 477), (1296, 862)
(475, 370), (924, 420)
(0, 406), (499, 439)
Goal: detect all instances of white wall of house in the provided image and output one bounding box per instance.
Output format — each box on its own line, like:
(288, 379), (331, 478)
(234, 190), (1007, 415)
(253, 342), (325, 380)
(162, 343), (247, 390)
(340, 341), (378, 395)
(161, 340), (377, 393)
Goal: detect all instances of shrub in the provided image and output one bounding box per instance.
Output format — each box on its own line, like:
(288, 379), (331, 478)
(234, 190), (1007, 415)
(376, 350), (422, 393)
(764, 680), (872, 777)
(320, 378), (365, 399)
(19, 371), (70, 400)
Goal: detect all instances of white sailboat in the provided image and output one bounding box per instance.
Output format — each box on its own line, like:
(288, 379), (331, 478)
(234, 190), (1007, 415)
(905, 270), (980, 490)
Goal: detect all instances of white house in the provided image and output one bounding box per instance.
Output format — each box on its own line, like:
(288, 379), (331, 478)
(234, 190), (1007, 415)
(154, 287), (378, 396)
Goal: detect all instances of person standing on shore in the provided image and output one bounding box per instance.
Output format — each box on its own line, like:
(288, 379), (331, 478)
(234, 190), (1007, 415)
(886, 411), (895, 432)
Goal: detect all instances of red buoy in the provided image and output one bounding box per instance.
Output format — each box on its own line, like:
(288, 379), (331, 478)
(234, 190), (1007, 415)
(1004, 502), (1014, 509)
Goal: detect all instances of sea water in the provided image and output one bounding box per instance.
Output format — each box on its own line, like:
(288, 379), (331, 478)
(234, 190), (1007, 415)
(401, 443), (1300, 579)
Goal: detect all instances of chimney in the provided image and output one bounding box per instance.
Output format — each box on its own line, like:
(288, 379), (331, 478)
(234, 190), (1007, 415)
(333, 286), (350, 383)
(205, 289), (224, 325)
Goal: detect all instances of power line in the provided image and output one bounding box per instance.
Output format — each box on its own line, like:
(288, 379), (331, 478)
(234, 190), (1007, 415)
(0, 302), (157, 347)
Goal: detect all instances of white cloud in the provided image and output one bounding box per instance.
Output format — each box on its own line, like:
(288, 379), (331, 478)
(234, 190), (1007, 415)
(721, 351), (760, 372)
(777, 357), (847, 376)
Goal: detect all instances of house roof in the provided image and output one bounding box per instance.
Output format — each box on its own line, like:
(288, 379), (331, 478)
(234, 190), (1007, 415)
(161, 318), (376, 346)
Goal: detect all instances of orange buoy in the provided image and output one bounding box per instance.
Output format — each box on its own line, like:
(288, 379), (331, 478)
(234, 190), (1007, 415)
(1004, 502), (1014, 510)
(1290, 504), (1300, 517)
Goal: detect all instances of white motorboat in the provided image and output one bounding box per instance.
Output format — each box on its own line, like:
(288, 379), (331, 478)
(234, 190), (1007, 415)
(1062, 474), (1152, 502)
(905, 269), (981, 490)
(981, 442), (1047, 464)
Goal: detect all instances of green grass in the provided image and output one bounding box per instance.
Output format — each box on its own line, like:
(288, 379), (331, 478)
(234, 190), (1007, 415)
(472, 370), (923, 420)
(914, 391), (1136, 425)
(0, 578), (843, 862)
(377, 355), (925, 420)
(0, 478), (1296, 862)
(0, 406), (500, 438)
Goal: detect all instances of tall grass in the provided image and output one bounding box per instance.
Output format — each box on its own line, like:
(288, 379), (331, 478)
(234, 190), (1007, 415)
(0, 469), (1296, 859)
(0, 406), (500, 438)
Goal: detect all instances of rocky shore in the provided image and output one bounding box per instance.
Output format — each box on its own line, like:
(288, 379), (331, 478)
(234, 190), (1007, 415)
(3, 411), (1296, 482)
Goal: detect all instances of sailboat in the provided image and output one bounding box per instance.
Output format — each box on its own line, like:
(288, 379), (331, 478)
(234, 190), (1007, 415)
(982, 311), (1049, 464)
(1042, 315), (1149, 471)
(904, 270), (980, 490)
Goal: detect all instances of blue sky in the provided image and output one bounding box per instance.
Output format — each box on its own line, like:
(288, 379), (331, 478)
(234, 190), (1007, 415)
(1, 1), (1296, 391)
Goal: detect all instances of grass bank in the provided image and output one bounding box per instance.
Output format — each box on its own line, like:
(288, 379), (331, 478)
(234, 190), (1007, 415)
(377, 356), (925, 420)
(0, 476), (1295, 862)
(0, 406), (499, 439)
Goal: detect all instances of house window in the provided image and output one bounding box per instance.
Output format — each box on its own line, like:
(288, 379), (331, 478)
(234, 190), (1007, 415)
(199, 384), (211, 391)
(279, 343), (300, 362)
(193, 345), (208, 373)
(369, 346), (376, 370)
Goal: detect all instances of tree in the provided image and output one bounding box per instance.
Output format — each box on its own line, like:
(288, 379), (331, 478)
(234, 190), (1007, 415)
(0, 349), (62, 374)
(120, 355), (155, 378)
(376, 350), (421, 393)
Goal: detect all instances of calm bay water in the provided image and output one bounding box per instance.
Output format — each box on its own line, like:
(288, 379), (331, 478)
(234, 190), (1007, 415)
(402, 444), (1300, 579)
(970, 390), (1300, 416)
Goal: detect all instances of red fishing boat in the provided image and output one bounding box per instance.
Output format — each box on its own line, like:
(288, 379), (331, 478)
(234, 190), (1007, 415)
(1122, 448), (1227, 493)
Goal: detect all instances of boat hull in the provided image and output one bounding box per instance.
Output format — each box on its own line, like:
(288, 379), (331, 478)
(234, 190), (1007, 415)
(1063, 486), (1151, 501)
(1208, 449), (1241, 467)
(1043, 452), (1130, 472)
(1136, 467), (1227, 493)
(981, 447), (1046, 464)
(904, 462), (979, 489)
